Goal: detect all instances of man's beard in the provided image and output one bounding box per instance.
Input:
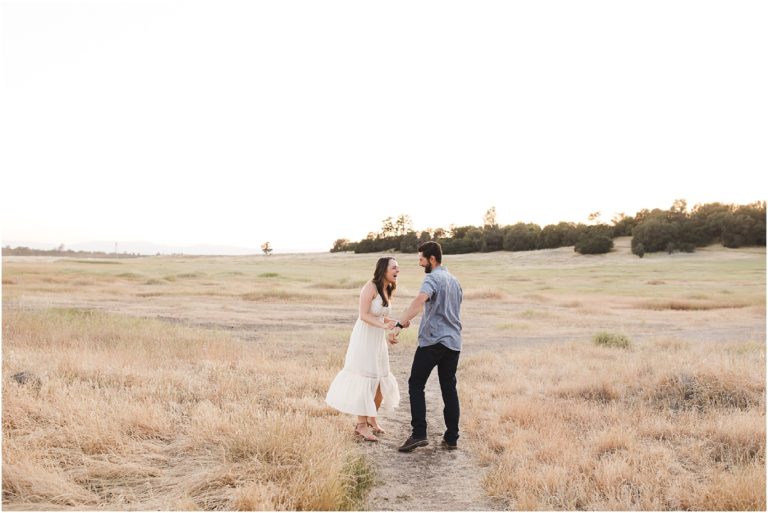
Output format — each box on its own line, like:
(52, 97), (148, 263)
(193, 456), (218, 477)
(424, 262), (432, 274)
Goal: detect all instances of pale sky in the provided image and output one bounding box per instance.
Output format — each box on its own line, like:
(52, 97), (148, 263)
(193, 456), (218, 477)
(2, 1), (766, 252)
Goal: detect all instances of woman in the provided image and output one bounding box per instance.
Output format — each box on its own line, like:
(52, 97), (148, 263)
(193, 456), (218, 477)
(325, 257), (405, 442)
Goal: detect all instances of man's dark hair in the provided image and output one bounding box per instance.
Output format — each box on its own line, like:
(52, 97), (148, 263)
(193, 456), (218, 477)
(418, 241), (442, 264)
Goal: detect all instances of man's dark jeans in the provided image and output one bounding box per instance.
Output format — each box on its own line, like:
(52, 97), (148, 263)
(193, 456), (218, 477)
(408, 342), (460, 443)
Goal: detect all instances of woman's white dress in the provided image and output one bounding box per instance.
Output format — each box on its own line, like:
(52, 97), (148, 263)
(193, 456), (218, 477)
(325, 294), (400, 417)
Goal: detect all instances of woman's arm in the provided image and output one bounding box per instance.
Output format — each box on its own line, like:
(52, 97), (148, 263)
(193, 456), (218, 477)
(359, 281), (397, 329)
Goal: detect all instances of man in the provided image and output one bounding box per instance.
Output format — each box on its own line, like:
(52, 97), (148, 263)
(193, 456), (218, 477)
(388, 241), (463, 452)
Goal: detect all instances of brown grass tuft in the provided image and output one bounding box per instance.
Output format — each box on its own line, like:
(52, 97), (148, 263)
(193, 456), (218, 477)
(464, 288), (509, 300)
(556, 381), (620, 403)
(637, 299), (749, 311)
(650, 371), (764, 411)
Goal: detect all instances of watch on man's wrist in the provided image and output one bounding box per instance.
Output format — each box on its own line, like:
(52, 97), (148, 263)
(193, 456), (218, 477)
(395, 321), (404, 329)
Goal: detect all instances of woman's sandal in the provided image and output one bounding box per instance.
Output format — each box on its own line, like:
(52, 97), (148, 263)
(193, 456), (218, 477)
(367, 421), (385, 434)
(354, 422), (378, 442)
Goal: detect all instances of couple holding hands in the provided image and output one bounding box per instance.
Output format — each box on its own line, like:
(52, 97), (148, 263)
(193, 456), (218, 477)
(325, 241), (463, 452)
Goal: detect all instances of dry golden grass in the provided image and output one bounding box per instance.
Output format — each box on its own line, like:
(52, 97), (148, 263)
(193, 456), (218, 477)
(2, 308), (372, 510)
(2, 241), (765, 510)
(461, 338), (766, 510)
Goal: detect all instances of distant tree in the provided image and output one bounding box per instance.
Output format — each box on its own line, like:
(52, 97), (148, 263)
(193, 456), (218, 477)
(355, 238), (376, 253)
(503, 223), (541, 251)
(731, 202), (766, 246)
(441, 238), (475, 254)
(463, 227), (485, 252)
(331, 239), (351, 253)
(717, 212), (753, 248)
(482, 225), (505, 252)
(588, 211), (602, 224)
(381, 217), (396, 237)
(575, 235), (614, 254)
(689, 202), (731, 245)
(483, 207), (498, 228)
(538, 222), (582, 249)
(671, 198), (688, 215)
(611, 213), (636, 237)
(395, 214), (413, 236)
(261, 242), (273, 256)
(400, 231), (419, 253)
(539, 224), (564, 249)
(451, 225), (474, 239)
(631, 218), (679, 253)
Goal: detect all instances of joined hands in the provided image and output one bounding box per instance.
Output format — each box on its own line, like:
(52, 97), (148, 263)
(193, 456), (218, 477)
(385, 319), (410, 345)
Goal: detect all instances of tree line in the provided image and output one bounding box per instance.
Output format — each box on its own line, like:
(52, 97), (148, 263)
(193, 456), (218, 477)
(330, 201), (766, 257)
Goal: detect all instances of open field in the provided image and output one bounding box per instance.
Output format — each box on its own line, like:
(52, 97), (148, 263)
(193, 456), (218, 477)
(2, 237), (765, 510)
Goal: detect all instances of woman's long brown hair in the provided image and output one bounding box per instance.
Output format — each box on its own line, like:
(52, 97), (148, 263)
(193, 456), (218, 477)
(373, 257), (396, 307)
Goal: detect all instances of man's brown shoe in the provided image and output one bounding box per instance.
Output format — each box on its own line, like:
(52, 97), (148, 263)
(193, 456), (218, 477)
(441, 438), (458, 450)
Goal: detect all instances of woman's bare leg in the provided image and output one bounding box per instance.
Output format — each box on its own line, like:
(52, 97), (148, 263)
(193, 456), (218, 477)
(368, 385), (385, 432)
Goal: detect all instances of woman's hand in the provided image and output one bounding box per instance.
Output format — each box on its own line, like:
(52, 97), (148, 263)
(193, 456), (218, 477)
(384, 319), (397, 330)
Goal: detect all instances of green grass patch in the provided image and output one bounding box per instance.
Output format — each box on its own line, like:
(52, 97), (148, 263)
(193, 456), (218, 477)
(340, 455), (376, 509)
(593, 331), (631, 349)
(241, 289), (320, 302)
(49, 307), (99, 319)
(307, 278), (366, 289)
(518, 309), (554, 319)
(117, 272), (143, 279)
(496, 322), (531, 331)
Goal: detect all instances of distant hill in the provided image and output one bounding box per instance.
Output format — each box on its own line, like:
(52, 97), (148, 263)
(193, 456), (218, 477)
(2, 240), (324, 256)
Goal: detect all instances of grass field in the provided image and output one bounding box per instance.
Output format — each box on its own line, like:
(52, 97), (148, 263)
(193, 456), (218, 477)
(2, 238), (765, 510)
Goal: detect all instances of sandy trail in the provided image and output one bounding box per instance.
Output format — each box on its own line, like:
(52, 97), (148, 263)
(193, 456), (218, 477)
(360, 343), (503, 511)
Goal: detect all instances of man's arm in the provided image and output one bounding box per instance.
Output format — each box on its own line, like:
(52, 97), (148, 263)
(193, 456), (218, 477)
(388, 292), (429, 343)
(399, 292), (429, 325)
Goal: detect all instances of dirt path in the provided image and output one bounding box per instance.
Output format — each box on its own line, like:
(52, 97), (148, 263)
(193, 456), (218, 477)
(359, 345), (503, 511)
